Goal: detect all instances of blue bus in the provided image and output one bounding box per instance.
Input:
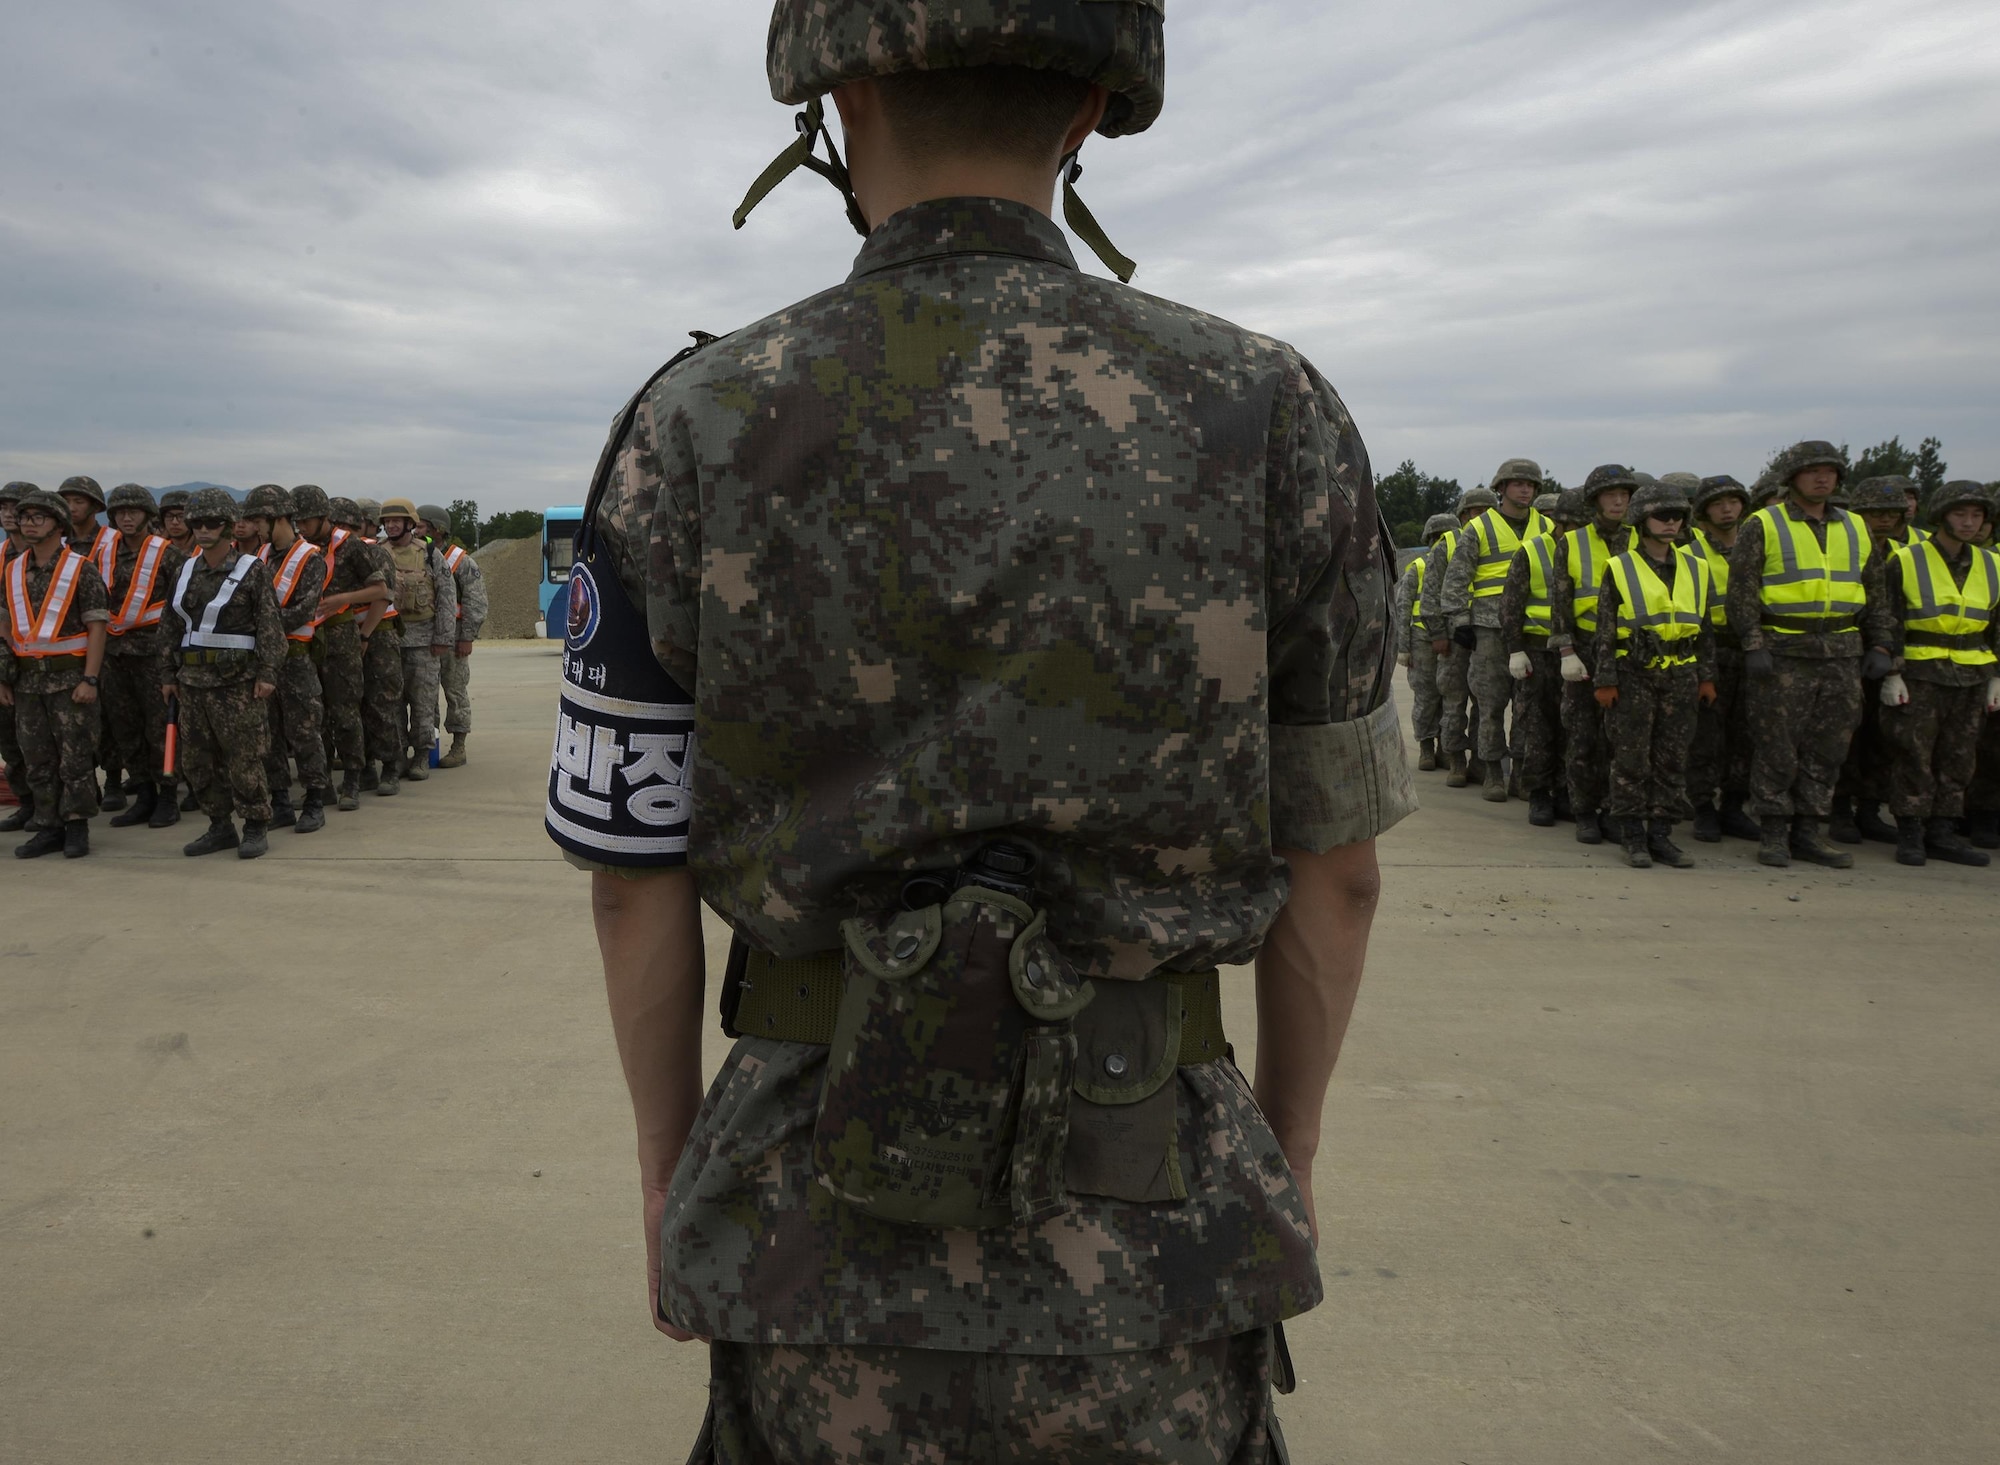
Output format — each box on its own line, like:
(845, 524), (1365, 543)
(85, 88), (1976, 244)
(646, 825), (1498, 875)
(541, 505), (585, 637)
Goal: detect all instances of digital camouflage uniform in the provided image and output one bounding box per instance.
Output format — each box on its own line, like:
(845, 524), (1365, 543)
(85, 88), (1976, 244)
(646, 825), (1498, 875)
(161, 542), (287, 824)
(1548, 475), (1637, 827)
(381, 525), (457, 770)
(98, 510), (184, 804)
(1437, 463), (1548, 787)
(0, 534), (109, 825)
(1393, 526), (1450, 755)
(263, 534), (330, 810)
(360, 539), (407, 779)
(1, 481), (40, 817)
(1832, 478), (1918, 835)
(432, 528), (487, 740)
(1592, 546), (1714, 826)
(1419, 521), (1480, 767)
(1499, 530), (1565, 805)
(314, 500), (389, 790)
(1685, 493), (1752, 829)
(584, 188), (1412, 1461)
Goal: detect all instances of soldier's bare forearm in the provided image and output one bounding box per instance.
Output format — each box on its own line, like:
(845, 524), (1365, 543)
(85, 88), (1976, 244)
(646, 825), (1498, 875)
(592, 869), (708, 1184)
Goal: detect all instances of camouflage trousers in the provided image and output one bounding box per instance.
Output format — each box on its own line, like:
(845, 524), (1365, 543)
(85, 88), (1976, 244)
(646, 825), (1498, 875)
(1745, 655), (1862, 820)
(361, 628), (405, 767)
(1512, 639), (1564, 794)
(1406, 639), (1441, 742)
(399, 639), (444, 760)
(1606, 663), (1699, 821)
(1686, 646), (1750, 810)
(1881, 678), (1985, 820)
(14, 683), (100, 824)
(100, 651), (171, 790)
(181, 678), (272, 822)
(0, 695), (25, 797)
(696, 1329), (1291, 1465)
(1466, 627), (1514, 763)
(1969, 711), (2000, 814)
(1561, 651), (1613, 816)
(1834, 678), (1889, 807)
(1435, 643), (1480, 756)
(441, 648), (473, 735)
(318, 619), (367, 772)
(265, 650), (329, 797)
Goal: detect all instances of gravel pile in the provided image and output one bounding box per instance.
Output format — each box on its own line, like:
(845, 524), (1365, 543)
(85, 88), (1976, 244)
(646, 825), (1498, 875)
(473, 535), (549, 639)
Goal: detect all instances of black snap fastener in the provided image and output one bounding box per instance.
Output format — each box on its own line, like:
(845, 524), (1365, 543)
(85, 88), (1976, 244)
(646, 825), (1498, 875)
(1025, 961), (1044, 988)
(892, 934), (921, 961)
(1103, 1053), (1128, 1078)
(798, 985), (810, 999)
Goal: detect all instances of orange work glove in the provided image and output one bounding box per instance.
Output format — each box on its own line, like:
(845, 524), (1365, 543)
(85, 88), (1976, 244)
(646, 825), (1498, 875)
(1594, 686), (1618, 709)
(1698, 681), (1718, 706)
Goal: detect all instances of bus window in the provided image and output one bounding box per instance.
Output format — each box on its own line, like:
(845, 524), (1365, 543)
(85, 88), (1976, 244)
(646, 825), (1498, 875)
(546, 533), (576, 582)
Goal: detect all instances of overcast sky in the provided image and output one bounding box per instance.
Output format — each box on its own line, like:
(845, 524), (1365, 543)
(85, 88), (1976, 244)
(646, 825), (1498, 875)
(4, 0), (1996, 510)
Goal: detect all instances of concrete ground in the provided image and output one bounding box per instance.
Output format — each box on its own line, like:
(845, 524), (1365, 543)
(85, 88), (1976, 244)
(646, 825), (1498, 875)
(4, 642), (1996, 1463)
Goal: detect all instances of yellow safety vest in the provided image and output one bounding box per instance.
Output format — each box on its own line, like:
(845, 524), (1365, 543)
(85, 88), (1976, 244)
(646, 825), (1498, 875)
(1693, 529), (1732, 629)
(1606, 548), (1711, 670)
(1521, 536), (1556, 637)
(1890, 539), (2000, 667)
(1412, 555), (1426, 595)
(1466, 508), (1552, 599)
(1751, 504), (1871, 634)
(1563, 524), (1618, 634)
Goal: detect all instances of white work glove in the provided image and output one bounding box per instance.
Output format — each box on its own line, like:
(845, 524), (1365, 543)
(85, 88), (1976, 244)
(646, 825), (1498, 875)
(1880, 674), (1910, 708)
(1988, 677), (2000, 714)
(1560, 649), (1589, 682)
(1397, 651), (1411, 668)
(1509, 651), (1532, 681)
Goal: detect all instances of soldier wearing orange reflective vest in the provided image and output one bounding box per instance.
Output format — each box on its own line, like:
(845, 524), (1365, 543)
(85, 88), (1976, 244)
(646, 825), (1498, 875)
(1684, 475), (1760, 843)
(1501, 486), (1581, 826)
(242, 485), (331, 834)
(0, 482), (36, 830)
(418, 505), (486, 769)
(304, 493), (391, 810)
(98, 484), (184, 831)
(1877, 482), (2000, 868)
(1, 489), (110, 858)
(1548, 465), (1638, 846)
(59, 476), (115, 574)
(1726, 440), (1897, 870)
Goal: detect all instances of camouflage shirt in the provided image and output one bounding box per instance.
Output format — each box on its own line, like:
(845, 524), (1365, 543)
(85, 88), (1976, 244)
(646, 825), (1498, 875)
(0, 547), (109, 694)
(103, 531), (185, 661)
(593, 197), (1412, 1355)
(159, 550), (286, 689)
(1725, 500), (1895, 661)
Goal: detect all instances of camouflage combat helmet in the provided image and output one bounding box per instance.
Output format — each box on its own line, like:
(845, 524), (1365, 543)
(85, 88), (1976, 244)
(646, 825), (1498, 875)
(416, 503), (451, 529)
(326, 496), (363, 528)
(106, 483), (158, 515)
(289, 484), (332, 521)
(186, 487), (239, 523)
(355, 497), (382, 524)
(1694, 475), (1747, 516)
(1749, 470), (1784, 510)
(1555, 487), (1588, 524)
(1581, 464), (1640, 502)
(0, 480), (36, 504)
(158, 488), (192, 513)
(1847, 475), (1912, 514)
(1422, 512), (1458, 543)
(1776, 440), (1846, 486)
(738, 0), (1167, 279)
(1532, 492), (1560, 517)
(13, 488), (69, 522)
(58, 474), (106, 508)
(1488, 458), (1543, 490)
(1625, 479), (1691, 528)
(1456, 486), (1500, 513)
(1926, 480), (1993, 528)
(1659, 472), (1702, 494)
(242, 483), (291, 520)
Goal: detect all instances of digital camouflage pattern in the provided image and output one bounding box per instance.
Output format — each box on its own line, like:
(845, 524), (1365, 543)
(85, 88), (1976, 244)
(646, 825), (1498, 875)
(0, 548), (110, 823)
(438, 539), (485, 735)
(1687, 646), (1750, 813)
(1463, 627), (1512, 763)
(1602, 665), (1700, 821)
(1743, 656), (1863, 819)
(1882, 679), (1985, 820)
(101, 530), (184, 791)
(386, 538), (456, 761)
(399, 640), (443, 761)
(266, 655), (328, 798)
(315, 526), (388, 771)
(159, 552), (286, 691)
(1393, 558), (1441, 742)
(362, 623), (406, 768)
(180, 679), (273, 821)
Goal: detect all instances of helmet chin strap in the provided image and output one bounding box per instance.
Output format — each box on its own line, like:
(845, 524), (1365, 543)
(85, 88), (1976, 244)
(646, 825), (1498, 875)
(734, 98), (870, 237)
(1061, 152), (1136, 283)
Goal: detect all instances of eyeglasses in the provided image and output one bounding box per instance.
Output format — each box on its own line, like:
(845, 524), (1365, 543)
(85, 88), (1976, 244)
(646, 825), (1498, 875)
(187, 517), (230, 530)
(15, 509), (54, 524)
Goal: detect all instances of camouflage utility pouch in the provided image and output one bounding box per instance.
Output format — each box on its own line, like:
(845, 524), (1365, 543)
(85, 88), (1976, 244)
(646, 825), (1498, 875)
(814, 882), (1095, 1230)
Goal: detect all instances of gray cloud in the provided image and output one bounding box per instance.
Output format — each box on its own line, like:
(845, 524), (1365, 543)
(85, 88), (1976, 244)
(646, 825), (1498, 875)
(4, 0), (1996, 507)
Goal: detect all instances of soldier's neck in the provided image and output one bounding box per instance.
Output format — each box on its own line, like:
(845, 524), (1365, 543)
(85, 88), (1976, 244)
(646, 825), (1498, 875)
(200, 542), (235, 569)
(30, 536), (63, 566)
(1787, 492), (1829, 522)
(1703, 524), (1738, 550)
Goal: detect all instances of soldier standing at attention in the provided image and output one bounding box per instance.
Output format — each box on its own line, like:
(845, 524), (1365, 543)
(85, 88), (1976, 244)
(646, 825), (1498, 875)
(1685, 475), (1760, 842)
(59, 476), (115, 569)
(378, 499), (456, 782)
(418, 505), (486, 768)
(1829, 475), (1918, 845)
(1549, 466), (1638, 845)
(2, 489), (109, 858)
(1878, 483), (2000, 867)
(247, 486), (332, 834)
(98, 484), (183, 830)
(1424, 486), (1497, 788)
(1727, 441), (1896, 869)
(562, 5), (1413, 1457)
(305, 495), (390, 810)
(356, 498), (383, 543)
(160, 488), (285, 860)
(347, 497), (406, 796)
(1591, 480), (1715, 869)
(1397, 512), (1458, 772)
(158, 489), (195, 559)
(1501, 487), (1578, 826)
(0, 482), (36, 831)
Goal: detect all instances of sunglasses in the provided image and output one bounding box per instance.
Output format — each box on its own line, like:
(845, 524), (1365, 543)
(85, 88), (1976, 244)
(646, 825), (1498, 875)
(188, 516), (230, 530)
(1648, 511), (1687, 522)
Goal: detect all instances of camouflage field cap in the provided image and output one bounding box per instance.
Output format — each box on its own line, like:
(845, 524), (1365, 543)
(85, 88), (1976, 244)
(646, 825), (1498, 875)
(242, 483), (291, 519)
(1777, 440), (1846, 485)
(1488, 457), (1542, 490)
(1555, 487), (1589, 523)
(58, 474), (106, 508)
(1694, 475), (1747, 515)
(1456, 486), (1499, 513)
(186, 487), (238, 523)
(1626, 480), (1691, 527)
(1422, 512), (1458, 542)
(327, 496), (363, 528)
(290, 484), (332, 520)
(1581, 464), (1640, 501)
(158, 488), (191, 513)
(0, 480), (37, 504)
(355, 497), (382, 522)
(1927, 480), (1993, 527)
(13, 488), (68, 521)
(379, 496), (420, 524)
(107, 483), (158, 515)
(1847, 475), (1912, 514)
(416, 503), (451, 528)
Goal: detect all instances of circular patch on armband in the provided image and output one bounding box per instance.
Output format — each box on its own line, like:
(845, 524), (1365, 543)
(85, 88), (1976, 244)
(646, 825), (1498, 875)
(566, 564), (601, 648)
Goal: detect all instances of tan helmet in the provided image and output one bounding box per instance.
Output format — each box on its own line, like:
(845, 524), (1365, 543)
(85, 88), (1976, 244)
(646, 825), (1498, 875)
(379, 497), (420, 526)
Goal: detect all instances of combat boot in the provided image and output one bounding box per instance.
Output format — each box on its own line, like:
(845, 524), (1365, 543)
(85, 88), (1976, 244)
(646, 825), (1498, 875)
(439, 733), (468, 769)
(1719, 791), (1762, 840)
(1528, 790), (1556, 827)
(1757, 819), (1792, 868)
(1854, 800), (1897, 843)
(1507, 763), (1524, 800)
(1968, 810), (2000, 849)
(148, 787), (181, 828)
(14, 825), (65, 859)
(184, 818), (239, 857)
(403, 752), (429, 782)
(110, 785), (157, 827)
(62, 820), (89, 859)
(295, 790), (327, 835)
(337, 771), (360, 812)
(270, 792), (297, 829)
(1445, 752), (1469, 788)
(100, 780), (127, 814)
(1790, 818), (1854, 869)
(1481, 762), (1508, 802)
(1828, 794), (1861, 844)
(1574, 810), (1604, 845)
(1619, 819), (1653, 868)
(1691, 802), (1722, 843)
(1466, 756), (1486, 787)
(358, 762), (380, 792)
(0, 790), (37, 833)
(1647, 819), (1695, 868)
(1924, 816), (1990, 867)
(1418, 738), (1438, 772)
(179, 785), (201, 812)
(238, 820), (269, 860)
(1894, 817), (1927, 867)
(1553, 787), (1574, 821)
(377, 760), (401, 797)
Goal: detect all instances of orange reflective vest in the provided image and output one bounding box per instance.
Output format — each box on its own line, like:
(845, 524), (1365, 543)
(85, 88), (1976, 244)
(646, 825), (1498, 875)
(270, 539), (320, 643)
(6, 548), (91, 656)
(108, 534), (172, 634)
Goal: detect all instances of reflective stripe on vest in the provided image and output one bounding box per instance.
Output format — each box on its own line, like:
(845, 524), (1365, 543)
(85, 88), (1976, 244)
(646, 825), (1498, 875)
(1412, 555), (1426, 596)
(172, 552), (259, 651)
(1753, 505), (1871, 632)
(1523, 536), (1556, 636)
(85, 526), (116, 584)
(312, 528), (349, 627)
(5, 548), (90, 656)
(1564, 524), (1616, 633)
(1695, 529), (1732, 629)
(1467, 508), (1551, 599)
(443, 544), (465, 571)
(109, 535), (171, 634)
(1607, 548), (1710, 669)
(1893, 539), (2000, 667)
(271, 538), (319, 643)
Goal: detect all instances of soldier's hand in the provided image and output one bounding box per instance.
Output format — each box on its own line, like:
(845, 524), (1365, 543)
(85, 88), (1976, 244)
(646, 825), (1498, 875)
(1560, 649), (1589, 682)
(1698, 681), (1719, 706)
(1881, 674), (1911, 708)
(1988, 677), (2000, 715)
(0, 683), (12, 707)
(1508, 651), (1532, 681)
(1860, 647), (1895, 680)
(72, 681), (98, 706)
(455, 640), (473, 658)
(644, 1180), (699, 1342)
(1744, 649), (1775, 677)
(253, 680), (277, 701)
(1594, 686), (1618, 709)
(1430, 638), (1450, 658)
(431, 643), (449, 658)
(160, 683), (177, 704)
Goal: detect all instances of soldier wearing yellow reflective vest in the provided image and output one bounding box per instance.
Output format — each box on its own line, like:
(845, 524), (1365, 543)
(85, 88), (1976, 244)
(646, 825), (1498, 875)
(1422, 488), (1496, 788)
(1877, 483), (2000, 868)
(1438, 458), (1551, 803)
(1501, 487), (1581, 825)
(1590, 481), (1716, 869)
(1726, 440), (1897, 870)
(1832, 475), (1920, 845)
(1395, 513), (1459, 772)
(1549, 465), (1638, 845)
(1685, 475), (1760, 843)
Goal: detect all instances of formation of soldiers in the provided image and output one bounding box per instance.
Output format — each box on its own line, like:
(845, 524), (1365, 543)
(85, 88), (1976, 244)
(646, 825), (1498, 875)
(1398, 442), (2000, 870)
(0, 478), (488, 859)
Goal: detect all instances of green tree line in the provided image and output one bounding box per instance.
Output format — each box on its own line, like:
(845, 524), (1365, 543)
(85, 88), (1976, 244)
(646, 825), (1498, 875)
(446, 499), (547, 547)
